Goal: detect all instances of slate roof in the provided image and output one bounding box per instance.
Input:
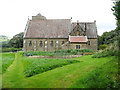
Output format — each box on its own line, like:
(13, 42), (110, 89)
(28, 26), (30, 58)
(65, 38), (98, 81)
(24, 19), (97, 39)
(24, 19), (71, 38)
(69, 36), (88, 43)
(72, 22), (97, 38)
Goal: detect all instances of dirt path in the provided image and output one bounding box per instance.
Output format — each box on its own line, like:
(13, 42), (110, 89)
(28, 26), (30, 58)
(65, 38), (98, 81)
(2, 53), (25, 88)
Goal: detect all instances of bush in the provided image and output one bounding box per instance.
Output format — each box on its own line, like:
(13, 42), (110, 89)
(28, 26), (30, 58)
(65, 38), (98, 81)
(23, 58), (80, 77)
(2, 48), (22, 52)
(99, 44), (107, 50)
(23, 51), (52, 56)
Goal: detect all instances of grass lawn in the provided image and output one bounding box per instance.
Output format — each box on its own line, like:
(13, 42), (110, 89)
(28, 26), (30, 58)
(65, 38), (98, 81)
(2, 52), (118, 88)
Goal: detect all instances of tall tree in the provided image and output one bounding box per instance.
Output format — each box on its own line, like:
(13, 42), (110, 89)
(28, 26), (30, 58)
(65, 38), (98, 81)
(112, 0), (120, 55)
(8, 32), (24, 48)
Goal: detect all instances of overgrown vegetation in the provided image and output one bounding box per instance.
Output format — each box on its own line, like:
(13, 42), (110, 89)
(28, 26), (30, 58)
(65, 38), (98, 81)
(23, 49), (94, 57)
(92, 41), (118, 58)
(2, 48), (22, 52)
(23, 51), (52, 56)
(22, 57), (80, 77)
(2, 53), (15, 73)
(70, 58), (118, 88)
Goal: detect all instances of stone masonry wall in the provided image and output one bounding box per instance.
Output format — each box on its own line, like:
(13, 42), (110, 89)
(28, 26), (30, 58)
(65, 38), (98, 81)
(87, 39), (97, 51)
(23, 38), (68, 51)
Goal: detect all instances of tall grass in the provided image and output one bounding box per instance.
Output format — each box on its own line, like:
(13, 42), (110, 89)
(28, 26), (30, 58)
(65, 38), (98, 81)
(2, 53), (15, 73)
(22, 57), (80, 77)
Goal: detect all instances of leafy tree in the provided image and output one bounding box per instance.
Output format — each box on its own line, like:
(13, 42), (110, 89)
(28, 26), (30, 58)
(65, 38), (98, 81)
(112, 0), (120, 58)
(8, 32), (24, 48)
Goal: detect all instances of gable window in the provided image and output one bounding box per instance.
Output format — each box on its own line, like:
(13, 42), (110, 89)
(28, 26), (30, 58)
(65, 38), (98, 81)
(88, 41), (90, 45)
(50, 41), (53, 47)
(40, 41), (42, 47)
(76, 30), (80, 36)
(76, 45), (80, 49)
(29, 41), (32, 46)
(62, 41), (64, 45)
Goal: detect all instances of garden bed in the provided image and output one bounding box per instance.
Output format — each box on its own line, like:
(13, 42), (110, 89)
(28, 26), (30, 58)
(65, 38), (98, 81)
(28, 55), (82, 59)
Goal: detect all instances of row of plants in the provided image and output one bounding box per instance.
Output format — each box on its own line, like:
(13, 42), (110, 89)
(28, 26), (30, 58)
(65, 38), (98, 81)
(2, 53), (15, 73)
(71, 58), (118, 88)
(54, 49), (94, 56)
(23, 51), (53, 56)
(22, 57), (80, 77)
(23, 49), (94, 57)
(2, 48), (22, 52)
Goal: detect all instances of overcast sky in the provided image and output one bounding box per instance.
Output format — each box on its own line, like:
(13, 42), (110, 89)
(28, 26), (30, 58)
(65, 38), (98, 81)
(0, 0), (116, 39)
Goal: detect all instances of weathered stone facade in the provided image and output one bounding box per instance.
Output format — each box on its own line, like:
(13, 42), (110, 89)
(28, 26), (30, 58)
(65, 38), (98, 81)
(23, 13), (98, 51)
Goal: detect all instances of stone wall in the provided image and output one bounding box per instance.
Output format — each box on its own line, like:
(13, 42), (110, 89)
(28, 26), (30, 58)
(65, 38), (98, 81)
(23, 38), (97, 52)
(87, 38), (97, 51)
(23, 38), (68, 51)
(69, 43), (87, 49)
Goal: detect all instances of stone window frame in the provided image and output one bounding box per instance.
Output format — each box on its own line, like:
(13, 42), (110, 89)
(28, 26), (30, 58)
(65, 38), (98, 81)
(40, 41), (43, 47)
(61, 41), (64, 45)
(88, 41), (90, 45)
(50, 41), (54, 47)
(29, 41), (32, 46)
(76, 45), (80, 49)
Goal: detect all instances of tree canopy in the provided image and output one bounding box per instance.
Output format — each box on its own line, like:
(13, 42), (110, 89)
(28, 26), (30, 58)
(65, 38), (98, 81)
(8, 32), (24, 48)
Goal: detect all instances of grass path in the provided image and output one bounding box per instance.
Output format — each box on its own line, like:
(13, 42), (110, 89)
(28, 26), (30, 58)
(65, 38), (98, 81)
(2, 52), (112, 88)
(2, 53), (25, 88)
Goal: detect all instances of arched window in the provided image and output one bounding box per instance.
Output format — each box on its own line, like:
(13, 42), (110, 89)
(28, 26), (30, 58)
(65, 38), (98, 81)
(62, 41), (64, 45)
(50, 41), (53, 47)
(88, 41), (90, 45)
(29, 41), (32, 46)
(40, 41), (42, 47)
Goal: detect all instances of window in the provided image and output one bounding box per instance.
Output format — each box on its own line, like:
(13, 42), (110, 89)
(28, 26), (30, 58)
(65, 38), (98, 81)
(62, 41), (64, 45)
(76, 45), (80, 49)
(40, 41), (42, 47)
(88, 41), (90, 45)
(76, 30), (80, 36)
(45, 41), (47, 44)
(29, 41), (32, 46)
(50, 41), (53, 47)
(56, 41), (58, 44)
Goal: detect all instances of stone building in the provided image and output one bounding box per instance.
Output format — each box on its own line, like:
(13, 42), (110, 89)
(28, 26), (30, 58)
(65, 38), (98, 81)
(23, 13), (98, 51)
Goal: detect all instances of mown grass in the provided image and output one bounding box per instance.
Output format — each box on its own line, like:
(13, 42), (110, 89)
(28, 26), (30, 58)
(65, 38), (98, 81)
(2, 51), (118, 88)
(2, 53), (15, 73)
(22, 57), (80, 77)
(70, 57), (118, 88)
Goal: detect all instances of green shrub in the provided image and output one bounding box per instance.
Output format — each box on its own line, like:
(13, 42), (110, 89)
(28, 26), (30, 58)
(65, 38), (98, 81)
(99, 44), (107, 50)
(23, 58), (80, 77)
(2, 48), (22, 52)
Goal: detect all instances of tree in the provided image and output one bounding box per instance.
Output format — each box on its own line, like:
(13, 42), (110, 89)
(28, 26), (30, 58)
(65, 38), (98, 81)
(112, 0), (120, 58)
(8, 32), (24, 48)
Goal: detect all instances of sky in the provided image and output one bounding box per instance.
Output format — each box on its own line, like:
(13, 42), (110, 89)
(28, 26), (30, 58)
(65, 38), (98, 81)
(0, 0), (116, 39)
